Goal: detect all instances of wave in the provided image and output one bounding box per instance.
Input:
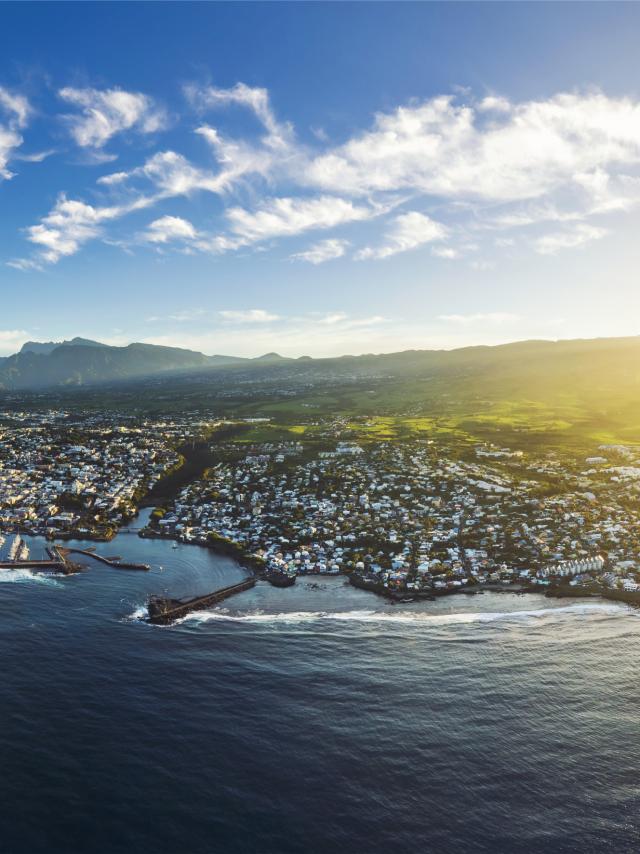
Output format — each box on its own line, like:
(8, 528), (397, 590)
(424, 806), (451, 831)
(0, 568), (63, 586)
(177, 601), (630, 628)
(124, 604), (149, 622)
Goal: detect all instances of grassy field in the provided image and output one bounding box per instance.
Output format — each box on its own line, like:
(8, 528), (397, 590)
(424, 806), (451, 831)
(7, 335), (640, 450)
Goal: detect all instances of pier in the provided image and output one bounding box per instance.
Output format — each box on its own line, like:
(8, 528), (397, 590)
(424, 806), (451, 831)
(0, 546), (80, 575)
(65, 548), (150, 571)
(147, 577), (256, 625)
(0, 545), (149, 575)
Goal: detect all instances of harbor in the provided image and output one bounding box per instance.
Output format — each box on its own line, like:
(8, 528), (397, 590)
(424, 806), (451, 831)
(0, 534), (79, 574)
(0, 532), (150, 576)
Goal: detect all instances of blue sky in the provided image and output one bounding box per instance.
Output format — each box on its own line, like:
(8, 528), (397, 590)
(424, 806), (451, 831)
(1, 1), (640, 357)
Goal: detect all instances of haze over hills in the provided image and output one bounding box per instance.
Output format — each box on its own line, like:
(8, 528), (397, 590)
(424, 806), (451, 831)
(1, 335), (639, 417)
(0, 338), (248, 389)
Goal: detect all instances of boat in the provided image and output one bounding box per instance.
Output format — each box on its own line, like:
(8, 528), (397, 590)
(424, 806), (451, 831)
(172, 543), (178, 549)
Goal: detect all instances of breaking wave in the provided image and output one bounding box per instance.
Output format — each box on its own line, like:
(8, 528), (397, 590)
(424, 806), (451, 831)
(177, 601), (630, 628)
(125, 603), (149, 622)
(0, 568), (63, 586)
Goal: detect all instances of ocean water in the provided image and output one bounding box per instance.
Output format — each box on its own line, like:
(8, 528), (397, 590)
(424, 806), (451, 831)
(1, 516), (640, 853)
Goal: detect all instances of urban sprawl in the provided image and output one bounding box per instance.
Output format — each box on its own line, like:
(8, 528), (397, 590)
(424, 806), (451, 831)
(2, 410), (640, 600)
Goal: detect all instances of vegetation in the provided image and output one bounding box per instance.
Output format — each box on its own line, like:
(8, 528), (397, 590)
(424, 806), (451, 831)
(4, 335), (640, 449)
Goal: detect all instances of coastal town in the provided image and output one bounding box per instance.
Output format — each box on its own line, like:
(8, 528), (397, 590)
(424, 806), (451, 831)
(2, 408), (640, 603)
(143, 423), (640, 601)
(0, 409), (199, 540)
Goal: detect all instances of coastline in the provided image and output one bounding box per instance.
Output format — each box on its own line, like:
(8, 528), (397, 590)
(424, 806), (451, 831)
(140, 525), (640, 614)
(348, 573), (640, 609)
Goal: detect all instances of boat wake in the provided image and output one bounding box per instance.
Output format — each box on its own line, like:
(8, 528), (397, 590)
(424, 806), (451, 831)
(176, 601), (630, 628)
(0, 568), (63, 586)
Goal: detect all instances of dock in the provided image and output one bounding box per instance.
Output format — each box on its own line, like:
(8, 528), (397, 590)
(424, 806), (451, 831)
(147, 577), (256, 625)
(0, 544), (149, 575)
(0, 546), (80, 575)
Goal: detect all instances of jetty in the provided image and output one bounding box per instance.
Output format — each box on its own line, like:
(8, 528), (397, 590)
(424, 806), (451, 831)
(147, 577), (256, 625)
(65, 548), (150, 571)
(0, 545), (81, 575)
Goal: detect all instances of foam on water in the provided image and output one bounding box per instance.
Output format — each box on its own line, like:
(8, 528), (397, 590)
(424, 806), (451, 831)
(0, 568), (62, 586)
(125, 603), (149, 622)
(177, 601), (630, 628)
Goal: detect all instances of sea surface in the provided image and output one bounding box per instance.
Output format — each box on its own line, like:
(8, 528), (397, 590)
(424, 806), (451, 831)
(1, 510), (640, 853)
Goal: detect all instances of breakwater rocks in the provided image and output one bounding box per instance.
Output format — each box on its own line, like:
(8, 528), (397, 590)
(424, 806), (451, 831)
(147, 577), (256, 625)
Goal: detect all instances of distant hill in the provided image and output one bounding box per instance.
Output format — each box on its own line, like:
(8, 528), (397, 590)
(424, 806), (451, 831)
(255, 352), (289, 362)
(2, 336), (640, 441)
(19, 337), (109, 356)
(0, 339), (246, 390)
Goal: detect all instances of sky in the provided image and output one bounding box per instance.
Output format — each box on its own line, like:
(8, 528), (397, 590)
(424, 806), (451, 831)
(1, 1), (640, 358)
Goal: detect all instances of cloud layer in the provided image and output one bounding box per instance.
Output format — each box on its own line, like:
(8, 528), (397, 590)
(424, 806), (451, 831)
(6, 83), (640, 271)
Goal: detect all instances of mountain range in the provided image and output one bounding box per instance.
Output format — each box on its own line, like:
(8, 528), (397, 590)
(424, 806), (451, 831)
(0, 337), (249, 390)
(1, 336), (640, 433)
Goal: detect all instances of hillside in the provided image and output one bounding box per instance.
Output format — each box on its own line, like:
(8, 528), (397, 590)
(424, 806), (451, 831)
(0, 339), (244, 389)
(2, 335), (640, 445)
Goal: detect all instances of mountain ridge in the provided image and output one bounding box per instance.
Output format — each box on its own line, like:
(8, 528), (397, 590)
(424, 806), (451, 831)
(1, 334), (639, 398)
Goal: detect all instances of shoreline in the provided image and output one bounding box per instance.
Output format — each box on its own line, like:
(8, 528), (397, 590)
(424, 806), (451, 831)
(348, 574), (640, 609)
(138, 523), (640, 612)
(16, 517), (640, 617)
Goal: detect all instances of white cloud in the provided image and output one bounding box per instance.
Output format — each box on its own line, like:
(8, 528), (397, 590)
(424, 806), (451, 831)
(535, 223), (608, 255)
(97, 80), (296, 198)
(290, 238), (349, 264)
(59, 86), (167, 148)
(305, 91), (640, 205)
(0, 127), (23, 179)
(6, 257), (43, 272)
(438, 312), (519, 325)
(18, 84), (640, 268)
(186, 81), (293, 151)
(99, 149), (228, 199)
(356, 211), (446, 260)
(14, 149), (55, 163)
(0, 88), (30, 127)
(141, 311), (388, 357)
(186, 82), (301, 195)
(0, 87), (31, 180)
(431, 246), (459, 259)
(0, 329), (30, 355)
(135, 197), (374, 261)
(20, 193), (153, 265)
(226, 196), (377, 244)
(219, 309), (280, 324)
(478, 95), (512, 114)
(143, 215), (198, 244)
(97, 170), (129, 186)
(319, 312), (348, 324)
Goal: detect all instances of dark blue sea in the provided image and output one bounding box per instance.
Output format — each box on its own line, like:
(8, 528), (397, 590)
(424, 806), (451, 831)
(2, 510), (640, 854)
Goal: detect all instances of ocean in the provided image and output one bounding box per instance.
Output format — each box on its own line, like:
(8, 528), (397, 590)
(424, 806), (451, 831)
(1, 512), (639, 853)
